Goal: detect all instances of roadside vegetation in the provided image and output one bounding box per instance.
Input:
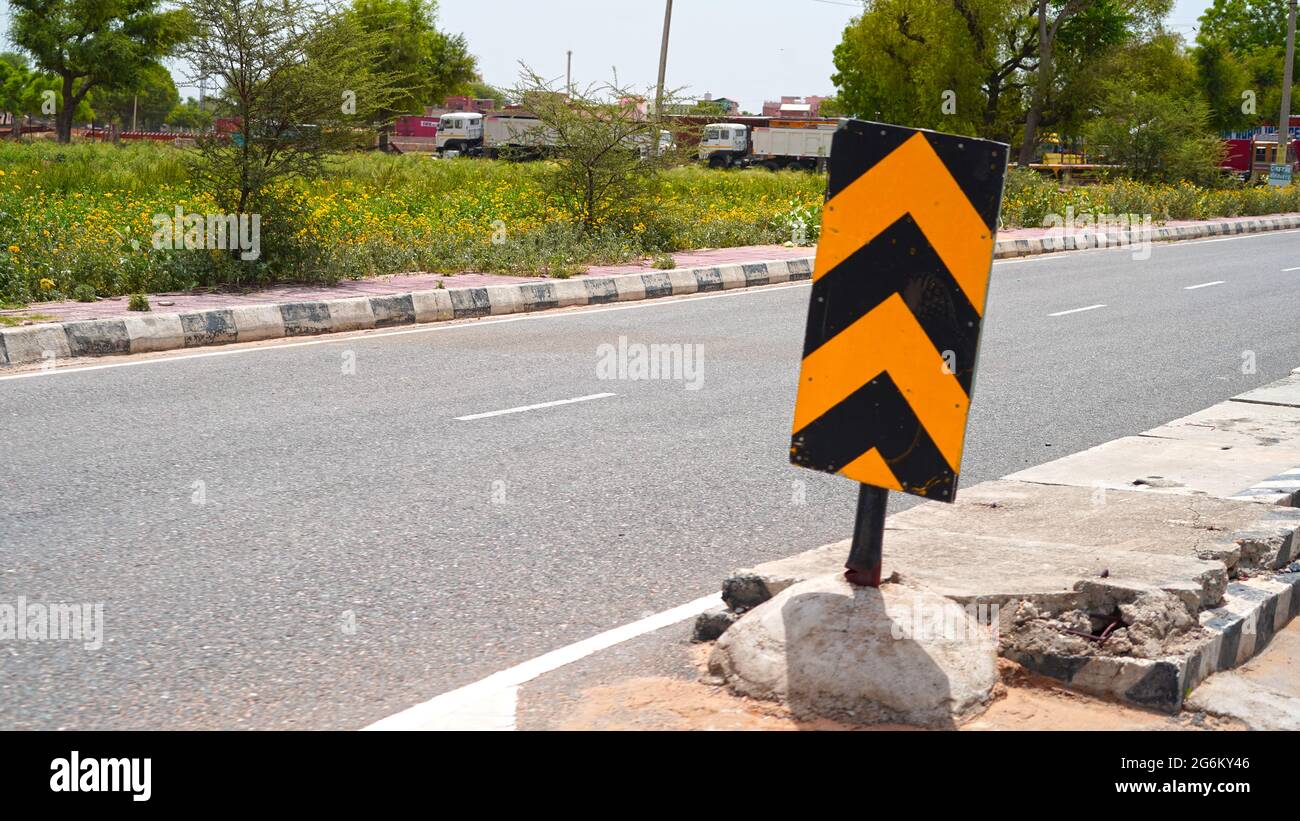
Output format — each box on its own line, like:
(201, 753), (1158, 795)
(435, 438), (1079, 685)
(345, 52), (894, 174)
(1001, 167), (1300, 227)
(0, 140), (824, 304)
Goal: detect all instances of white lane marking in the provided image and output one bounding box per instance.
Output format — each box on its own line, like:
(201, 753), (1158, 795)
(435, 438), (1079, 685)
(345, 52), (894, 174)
(1182, 229), (1300, 245)
(1047, 304), (1106, 317)
(364, 593), (722, 731)
(1184, 280), (1225, 290)
(455, 392), (616, 421)
(1284, 266), (1300, 272)
(993, 255), (1057, 265)
(0, 281), (810, 382)
(7, 225), (1298, 384)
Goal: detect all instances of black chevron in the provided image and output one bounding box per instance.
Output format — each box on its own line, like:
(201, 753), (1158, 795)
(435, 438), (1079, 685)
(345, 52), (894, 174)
(790, 370), (957, 502)
(802, 215), (982, 395)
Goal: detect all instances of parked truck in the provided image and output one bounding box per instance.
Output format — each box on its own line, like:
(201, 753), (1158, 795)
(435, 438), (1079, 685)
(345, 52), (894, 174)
(435, 112), (483, 155)
(698, 120), (836, 171)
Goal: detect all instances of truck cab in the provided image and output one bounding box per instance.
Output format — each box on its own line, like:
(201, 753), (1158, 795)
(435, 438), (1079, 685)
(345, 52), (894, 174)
(699, 123), (749, 168)
(436, 112), (484, 155)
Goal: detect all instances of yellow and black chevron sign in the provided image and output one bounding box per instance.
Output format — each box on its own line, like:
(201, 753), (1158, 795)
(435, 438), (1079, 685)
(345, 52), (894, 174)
(790, 121), (1008, 503)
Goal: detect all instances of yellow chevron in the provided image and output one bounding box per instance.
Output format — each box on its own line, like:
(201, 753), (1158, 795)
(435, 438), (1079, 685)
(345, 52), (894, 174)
(813, 132), (995, 314)
(837, 447), (902, 491)
(791, 293), (968, 471)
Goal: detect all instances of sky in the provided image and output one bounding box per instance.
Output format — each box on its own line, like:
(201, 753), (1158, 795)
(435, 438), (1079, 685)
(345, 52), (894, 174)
(0, 0), (1217, 108)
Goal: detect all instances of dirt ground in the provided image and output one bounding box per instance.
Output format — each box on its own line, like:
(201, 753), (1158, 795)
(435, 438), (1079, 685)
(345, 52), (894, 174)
(551, 649), (1244, 731)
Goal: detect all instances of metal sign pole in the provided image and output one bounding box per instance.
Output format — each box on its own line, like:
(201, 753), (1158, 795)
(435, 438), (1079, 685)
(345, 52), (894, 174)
(845, 485), (888, 587)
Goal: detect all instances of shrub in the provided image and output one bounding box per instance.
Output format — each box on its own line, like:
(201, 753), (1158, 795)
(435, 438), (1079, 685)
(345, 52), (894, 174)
(128, 293), (150, 311)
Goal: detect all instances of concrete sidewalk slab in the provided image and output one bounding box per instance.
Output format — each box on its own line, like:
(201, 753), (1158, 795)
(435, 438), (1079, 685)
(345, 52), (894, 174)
(728, 531), (1227, 615)
(1007, 435), (1300, 503)
(1142, 399), (1300, 451)
(1233, 373), (1300, 409)
(889, 480), (1300, 574)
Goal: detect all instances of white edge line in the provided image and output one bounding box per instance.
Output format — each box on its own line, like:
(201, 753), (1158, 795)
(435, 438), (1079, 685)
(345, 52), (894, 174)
(455, 392), (616, 421)
(1182, 228), (1300, 245)
(1183, 280), (1226, 290)
(363, 593), (722, 731)
(9, 226), (1298, 383)
(0, 281), (810, 382)
(1283, 266), (1300, 272)
(1047, 303), (1106, 317)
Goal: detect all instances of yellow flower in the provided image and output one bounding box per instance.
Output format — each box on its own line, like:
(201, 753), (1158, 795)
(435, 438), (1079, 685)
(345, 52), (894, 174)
(39, 278), (55, 290)
(7, 245), (18, 254)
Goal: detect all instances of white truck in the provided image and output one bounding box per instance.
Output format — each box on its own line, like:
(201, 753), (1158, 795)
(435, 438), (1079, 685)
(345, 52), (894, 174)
(435, 112), (484, 155)
(698, 121), (836, 171)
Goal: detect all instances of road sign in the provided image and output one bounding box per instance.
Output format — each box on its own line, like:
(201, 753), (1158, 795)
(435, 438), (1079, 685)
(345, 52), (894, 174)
(789, 120), (1008, 585)
(1269, 163), (1293, 187)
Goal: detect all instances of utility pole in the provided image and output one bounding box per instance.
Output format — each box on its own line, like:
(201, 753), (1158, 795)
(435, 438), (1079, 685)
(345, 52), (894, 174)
(566, 50), (573, 97)
(131, 94), (138, 133)
(653, 0), (673, 156)
(1280, 0), (1298, 167)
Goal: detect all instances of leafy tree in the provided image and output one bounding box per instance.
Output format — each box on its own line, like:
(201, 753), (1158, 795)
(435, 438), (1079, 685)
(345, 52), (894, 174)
(347, 0), (477, 118)
(1197, 0), (1297, 55)
(1084, 85), (1225, 183)
(1195, 1), (1296, 131)
(831, 0), (999, 137)
(1017, 0), (1172, 166)
(831, 0), (1171, 155)
(176, 0), (403, 266)
(1195, 38), (1258, 132)
(0, 56), (63, 137)
(9, 0), (192, 142)
(513, 68), (691, 234)
(88, 63), (180, 131)
(166, 97), (214, 131)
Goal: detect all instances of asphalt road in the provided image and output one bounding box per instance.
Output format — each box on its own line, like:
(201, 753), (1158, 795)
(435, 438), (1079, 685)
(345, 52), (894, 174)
(2, 228), (1299, 729)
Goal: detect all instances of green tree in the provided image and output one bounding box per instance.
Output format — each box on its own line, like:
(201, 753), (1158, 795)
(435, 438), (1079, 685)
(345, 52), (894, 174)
(0, 56), (63, 138)
(1195, 1), (1296, 131)
(347, 0), (477, 118)
(1196, 38), (1258, 132)
(513, 68), (690, 235)
(9, 0), (192, 142)
(1085, 85), (1225, 183)
(1017, 0), (1172, 166)
(166, 97), (214, 131)
(1197, 0), (1296, 54)
(176, 0), (402, 264)
(88, 63), (180, 131)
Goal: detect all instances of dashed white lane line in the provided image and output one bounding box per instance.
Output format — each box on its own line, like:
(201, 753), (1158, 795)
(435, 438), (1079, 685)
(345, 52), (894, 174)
(364, 593), (722, 731)
(1048, 304), (1106, 317)
(1284, 266), (1300, 272)
(1184, 280), (1226, 290)
(454, 392), (617, 421)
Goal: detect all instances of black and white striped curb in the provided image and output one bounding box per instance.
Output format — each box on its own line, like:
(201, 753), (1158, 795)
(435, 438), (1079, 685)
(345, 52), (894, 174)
(1008, 568), (1300, 713)
(0, 258), (812, 368)
(3, 211), (1298, 368)
(1231, 468), (1300, 506)
(993, 212), (1300, 258)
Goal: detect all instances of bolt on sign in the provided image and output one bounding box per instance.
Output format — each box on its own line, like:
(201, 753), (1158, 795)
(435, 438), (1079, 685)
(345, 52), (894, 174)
(790, 120), (1008, 504)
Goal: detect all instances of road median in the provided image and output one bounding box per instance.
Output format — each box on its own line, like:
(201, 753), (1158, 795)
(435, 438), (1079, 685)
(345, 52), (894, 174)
(3, 212), (1299, 369)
